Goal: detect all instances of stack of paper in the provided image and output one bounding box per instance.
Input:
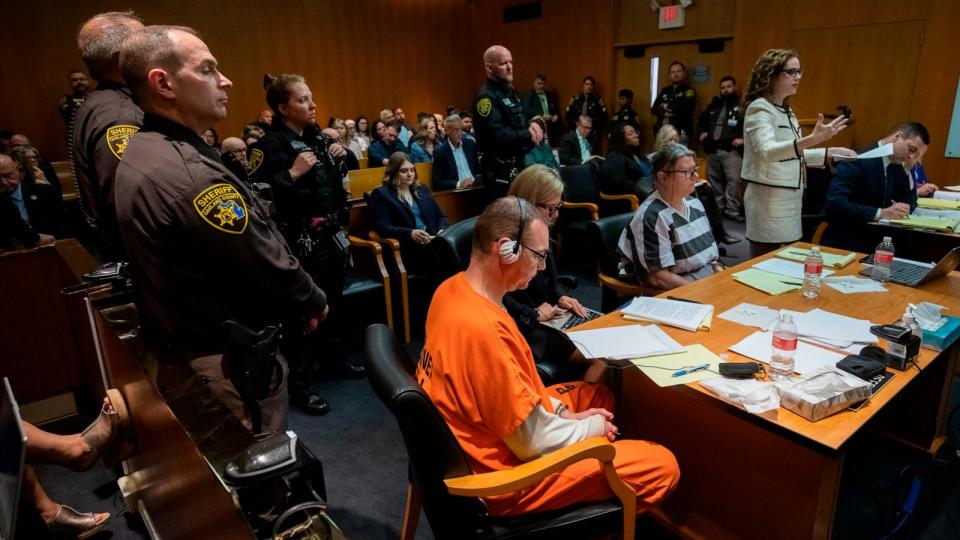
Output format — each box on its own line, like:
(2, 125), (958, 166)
(783, 308), (877, 353)
(731, 268), (802, 295)
(918, 197), (960, 210)
(912, 207), (960, 220)
(775, 248), (856, 269)
(621, 297), (713, 332)
(630, 344), (722, 387)
(728, 330), (847, 376)
(890, 216), (960, 232)
(566, 324), (684, 360)
(934, 190), (960, 200)
(752, 258), (836, 280)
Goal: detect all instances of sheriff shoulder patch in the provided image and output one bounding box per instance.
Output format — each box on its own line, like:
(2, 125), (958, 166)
(105, 124), (140, 159)
(247, 148), (264, 173)
(193, 183), (248, 234)
(477, 98), (492, 117)
(684, 89), (695, 98)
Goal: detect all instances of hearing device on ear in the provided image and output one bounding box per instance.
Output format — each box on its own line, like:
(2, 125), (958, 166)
(499, 197), (526, 264)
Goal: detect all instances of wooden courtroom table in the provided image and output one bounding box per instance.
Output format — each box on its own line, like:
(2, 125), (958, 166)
(577, 243), (960, 540)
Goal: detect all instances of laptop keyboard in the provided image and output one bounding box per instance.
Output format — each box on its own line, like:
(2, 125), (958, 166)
(561, 310), (602, 330)
(890, 265), (928, 285)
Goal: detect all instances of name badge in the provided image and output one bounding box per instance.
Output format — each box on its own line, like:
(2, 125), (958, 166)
(502, 98), (513, 106)
(727, 118), (738, 127)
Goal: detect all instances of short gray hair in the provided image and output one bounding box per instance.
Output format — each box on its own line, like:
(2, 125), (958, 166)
(120, 25), (198, 105)
(77, 11), (143, 81)
(651, 142), (694, 175)
(443, 114), (462, 129)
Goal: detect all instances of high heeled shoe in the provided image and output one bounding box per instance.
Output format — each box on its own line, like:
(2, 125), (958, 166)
(79, 388), (135, 468)
(45, 504), (110, 539)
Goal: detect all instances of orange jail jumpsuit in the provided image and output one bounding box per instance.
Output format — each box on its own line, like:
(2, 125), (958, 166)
(416, 273), (679, 516)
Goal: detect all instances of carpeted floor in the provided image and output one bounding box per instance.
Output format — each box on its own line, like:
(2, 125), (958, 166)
(31, 217), (960, 539)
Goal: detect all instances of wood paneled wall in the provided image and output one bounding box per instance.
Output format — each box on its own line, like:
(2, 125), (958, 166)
(469, 0), (616, 120)
(731, 0), (960, 180)
(0, 0), (474, 161)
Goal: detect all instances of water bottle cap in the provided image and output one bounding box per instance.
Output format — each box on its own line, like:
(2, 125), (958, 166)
(780, 313), (794, 323)
(810, 246), (820, 253)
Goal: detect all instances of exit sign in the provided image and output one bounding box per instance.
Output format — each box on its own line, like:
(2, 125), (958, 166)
(659, 5), (685, 29)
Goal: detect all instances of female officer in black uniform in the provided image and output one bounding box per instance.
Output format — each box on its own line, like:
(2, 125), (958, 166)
(248, 73), (363, 416)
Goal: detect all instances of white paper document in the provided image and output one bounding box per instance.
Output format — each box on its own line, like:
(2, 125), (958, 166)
(854, 143), (894, 160)
(728, 330), (846, 376)
(785, 308), (876, 344)
(822, 275), (888, 294)
(752, 258), (835, 280)
(718, 303), (781, 329)
(566, 324), (685, 360)
(944, 185), (960, 192)
(934, 190), (960, 201)
(621, 297), (713, 332)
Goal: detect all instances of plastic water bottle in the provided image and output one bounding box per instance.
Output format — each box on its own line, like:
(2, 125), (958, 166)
(802, 247), (824, 298)
(770, 313), (798, 380)
(871, 236), (895, 283)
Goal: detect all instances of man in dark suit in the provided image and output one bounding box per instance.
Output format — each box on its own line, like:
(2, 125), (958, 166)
(433, 115), (480, 190)
(558, 115), (595, 166)
(0, 154), (56, 249)
(521, 74), (562, 143)
(822, 121), (929, 253)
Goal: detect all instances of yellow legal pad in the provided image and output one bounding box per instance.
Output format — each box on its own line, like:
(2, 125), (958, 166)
(775, 248), (856, 269)
(890, 216), (960, 232)
(630, 344), (722, 387)
(917, 198), (960, 210)
(731, 268), (802, 295)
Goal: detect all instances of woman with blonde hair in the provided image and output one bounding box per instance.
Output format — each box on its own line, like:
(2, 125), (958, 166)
(741, 48), (856, 256)
(506, 164), (605, 383)
(408, 116), (439, 163)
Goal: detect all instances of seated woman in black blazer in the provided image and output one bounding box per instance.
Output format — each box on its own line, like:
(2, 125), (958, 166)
(368, 152), (449, 272)
(505, 165), (606, 383)
(599, 122), (654, 199)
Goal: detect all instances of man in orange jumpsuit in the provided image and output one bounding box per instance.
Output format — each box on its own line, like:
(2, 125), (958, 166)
(416, 196), (679, 516)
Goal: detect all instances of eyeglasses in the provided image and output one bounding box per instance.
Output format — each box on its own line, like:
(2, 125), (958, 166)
(663, 167), (699, 179)
(521, 243), (549, 264)
(780, 68), (803, 79)
(536, 200), (564, 216)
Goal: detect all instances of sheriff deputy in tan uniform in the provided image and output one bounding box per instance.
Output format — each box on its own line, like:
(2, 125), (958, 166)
(114, 25), (328, 433)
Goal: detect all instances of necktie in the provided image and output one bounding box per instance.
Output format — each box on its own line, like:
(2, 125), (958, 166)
(713, 105), (727, 140)
(538, 92), (549, 116)
(579, 135), (591, 163)
(580, 96), (588, 117)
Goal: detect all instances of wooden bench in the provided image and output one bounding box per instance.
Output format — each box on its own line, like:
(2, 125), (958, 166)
(51, 160), (78, 202)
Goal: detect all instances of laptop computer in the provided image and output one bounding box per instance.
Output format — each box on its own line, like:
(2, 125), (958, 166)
(0, 377), (27, 540)
(859, 247), (960, 287)
(542, 307), (604, 331)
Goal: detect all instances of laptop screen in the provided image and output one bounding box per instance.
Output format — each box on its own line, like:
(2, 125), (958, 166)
(0, 378), (27, 540)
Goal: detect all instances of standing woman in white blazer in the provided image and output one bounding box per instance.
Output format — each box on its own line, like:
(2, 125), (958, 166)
(740, 49), (856, 257)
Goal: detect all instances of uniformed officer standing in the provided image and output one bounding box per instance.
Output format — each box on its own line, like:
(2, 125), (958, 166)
(473, 45), (544, 192)
(72, 12), (145, 258)
(610, 88), (639, 131)
(248, 73), (364, 417)
(651, 61), (696, 141)
(116, 25), (329, 433)
(58, 70), (90, 125)
(697, 75), (745, 221)
(565, 76), (608, 135)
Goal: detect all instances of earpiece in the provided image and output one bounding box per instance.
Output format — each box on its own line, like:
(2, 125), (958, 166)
(499, 197), (526, 264)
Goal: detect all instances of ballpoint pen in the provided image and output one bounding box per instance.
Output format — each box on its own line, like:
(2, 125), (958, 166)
(672, 363), (710, 377)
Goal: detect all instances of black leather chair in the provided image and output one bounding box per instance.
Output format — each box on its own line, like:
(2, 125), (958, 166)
(585, 213), (654, 313)
(342, 236), (394, 331)
(363, 324), (636, 540)
(432, 216), (477, 279)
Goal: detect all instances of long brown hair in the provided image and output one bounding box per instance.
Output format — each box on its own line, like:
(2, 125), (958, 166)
(743, 48), (799, 110)
(383, 152), (421, 197)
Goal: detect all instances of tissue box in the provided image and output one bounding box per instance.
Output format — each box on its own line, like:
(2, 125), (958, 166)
(776, 370), (871, 422)
(921, 314), (960, 352)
